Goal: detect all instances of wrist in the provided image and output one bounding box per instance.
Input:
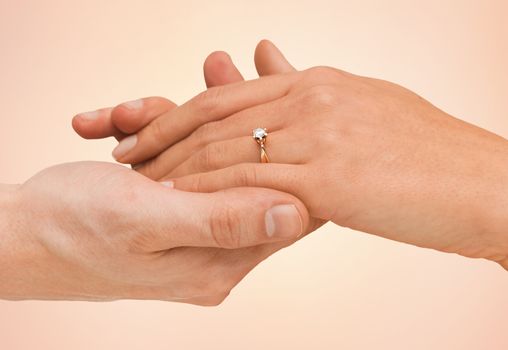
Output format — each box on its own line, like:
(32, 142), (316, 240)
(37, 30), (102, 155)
(0, 184), (47, 299)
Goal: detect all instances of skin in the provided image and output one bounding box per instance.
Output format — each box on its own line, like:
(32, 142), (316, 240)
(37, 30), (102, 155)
(0, 163), (307, 304)
(81, 40), (508, 270)
(0, 41), (310, 305)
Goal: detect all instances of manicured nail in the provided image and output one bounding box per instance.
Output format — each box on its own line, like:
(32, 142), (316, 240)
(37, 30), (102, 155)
(265, 204), (303, 239)
(122, 99), (143, 111)
(160, 181), (174, 188)
(78, 110), (99, 120)
(112, 134), (137, 160)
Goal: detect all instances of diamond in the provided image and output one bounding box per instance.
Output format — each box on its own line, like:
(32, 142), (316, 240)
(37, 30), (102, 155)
(253, 128), (268, 141)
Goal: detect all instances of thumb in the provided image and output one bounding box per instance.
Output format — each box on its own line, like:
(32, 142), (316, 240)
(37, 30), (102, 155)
(137, 183), (309, 250)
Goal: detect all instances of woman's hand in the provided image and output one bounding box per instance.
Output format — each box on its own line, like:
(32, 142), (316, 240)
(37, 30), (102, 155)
(72, 39), (295, 143)
(106, 62), (508, 268)
(73, 40), (326, 235)
(0, 161), (308, 304)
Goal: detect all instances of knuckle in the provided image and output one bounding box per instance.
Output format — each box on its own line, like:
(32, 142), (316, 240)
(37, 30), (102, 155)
(148, 118), (168, 144)
(191, 121), (216, 147)
(234, 165), (258, 186)
(181, 172), (210, 193)
(307, 65), (346, 80)
(194, 86), (224, 116)
(196, 145), (211, 170)
(307, 65), (334, 78)
(292, 85), (340, 117)
(191, 173), (204, 192)
(196, 144), (215, 171)
(197, 143), (216, 171)
(208, 202), (241, 249)
(300, 65), (349, 87)
(302, 84), (339, 107)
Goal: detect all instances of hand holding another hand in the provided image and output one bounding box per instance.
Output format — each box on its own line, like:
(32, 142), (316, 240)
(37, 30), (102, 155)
(1, 161), (307, 304)
(77, 40), (508, 269)
(0, 42), (310, 304)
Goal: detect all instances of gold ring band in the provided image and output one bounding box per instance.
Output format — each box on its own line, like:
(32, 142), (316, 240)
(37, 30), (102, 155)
(252, 128), (270, 163)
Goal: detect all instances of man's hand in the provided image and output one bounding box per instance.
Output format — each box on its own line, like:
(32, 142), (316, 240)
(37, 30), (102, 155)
(0, 161), (307, 305)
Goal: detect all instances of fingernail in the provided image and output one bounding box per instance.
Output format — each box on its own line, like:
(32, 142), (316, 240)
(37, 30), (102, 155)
(112, 134), (137, 160)
(78, 110), (99, 120)
(160, 181), (174, 188)
(122, 99), (144, 111)
(265, 204), (303, 239)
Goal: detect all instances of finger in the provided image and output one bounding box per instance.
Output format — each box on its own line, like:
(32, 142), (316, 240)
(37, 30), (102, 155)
(132, 44), (297, 178)
(169, 163), (326, 232)
(172, 163), (301, 197)
(255, 39), (296, 76)
(128, 52), (245, 177)
(72, 107), (125, 140)
(135, 98), (288, 180)
(73, 97), (177, 141)
(166, 132), (309, 179)
(111, 71), (302, 164)
(111, 97), (177, 135)
(203, 51), (244, 88)
(141, 184), (308, 251)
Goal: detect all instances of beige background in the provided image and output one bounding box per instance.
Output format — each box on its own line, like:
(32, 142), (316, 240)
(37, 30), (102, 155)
(1, 0), (508, 349)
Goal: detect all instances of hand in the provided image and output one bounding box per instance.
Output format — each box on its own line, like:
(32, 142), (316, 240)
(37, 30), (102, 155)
(0, 162), (308, 304)
(70, 38), (325, 272)
(73, 40), (326, 236)
(104, 56), (508, 267)
(72, 39), (295, 143)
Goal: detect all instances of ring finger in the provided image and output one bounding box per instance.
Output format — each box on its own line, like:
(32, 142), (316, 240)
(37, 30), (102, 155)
(163, 129), (311, 180)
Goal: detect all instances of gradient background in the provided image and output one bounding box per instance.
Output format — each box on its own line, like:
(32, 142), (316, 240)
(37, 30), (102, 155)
(1, 0), (508, 349)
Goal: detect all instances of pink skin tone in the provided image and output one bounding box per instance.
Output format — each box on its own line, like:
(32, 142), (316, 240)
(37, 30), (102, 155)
(76, 40), (508, 270)
(0, 162), (307, 304)
(0, 40), (310, 304)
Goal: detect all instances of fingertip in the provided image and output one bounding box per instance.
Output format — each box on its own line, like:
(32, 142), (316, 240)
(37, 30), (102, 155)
(71, 114), (83, 135)
(203, 51), (244, 87)
(204, 51), (232, 71)
(72, 110), (98, 133)
(225, 187), (310, 240)
(254, 39), (275, 61)
(254, 38), (296, 75)
(255, 38), (274, 52)
(267, 191), (310, 238)
(112, 134), (137, 162)
(71, 108), (116, 139)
